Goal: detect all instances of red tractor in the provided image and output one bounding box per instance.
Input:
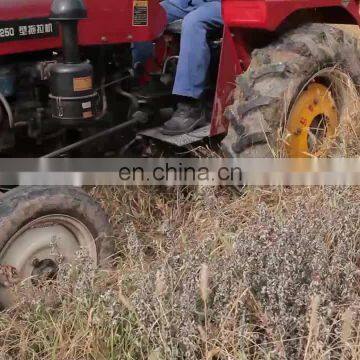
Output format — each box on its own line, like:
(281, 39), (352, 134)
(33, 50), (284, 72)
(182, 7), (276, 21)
(0, 0), (359, 305)
(0, 0), (358, 158)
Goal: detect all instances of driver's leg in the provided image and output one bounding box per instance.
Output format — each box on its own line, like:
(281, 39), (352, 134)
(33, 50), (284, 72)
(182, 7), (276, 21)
(161, 1), (223, 135)
(173, 1), (222, 99)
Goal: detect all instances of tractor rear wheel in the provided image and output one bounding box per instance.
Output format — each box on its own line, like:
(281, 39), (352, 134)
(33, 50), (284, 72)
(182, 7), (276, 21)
(0, 186), (114, 308)
(223, 23), (360, 158)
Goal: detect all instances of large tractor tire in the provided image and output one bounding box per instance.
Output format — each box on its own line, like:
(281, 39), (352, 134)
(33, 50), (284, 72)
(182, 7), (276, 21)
(223, 23), (360, 158)
(0, 186), (114, 307)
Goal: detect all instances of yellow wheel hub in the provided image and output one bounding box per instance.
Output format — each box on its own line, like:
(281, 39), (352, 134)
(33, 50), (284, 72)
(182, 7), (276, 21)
(286, 83), (339, 157)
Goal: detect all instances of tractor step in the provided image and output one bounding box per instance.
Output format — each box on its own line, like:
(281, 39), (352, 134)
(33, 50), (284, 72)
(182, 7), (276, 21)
(138, 124), (211, 147)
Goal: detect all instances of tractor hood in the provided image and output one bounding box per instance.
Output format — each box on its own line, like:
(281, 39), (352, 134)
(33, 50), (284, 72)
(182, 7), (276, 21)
(0, 0), (51, 20)
(0, 0), (167, 55)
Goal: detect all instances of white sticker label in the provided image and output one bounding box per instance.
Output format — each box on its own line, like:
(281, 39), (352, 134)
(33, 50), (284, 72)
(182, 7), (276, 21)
(82, 101), (91, 109)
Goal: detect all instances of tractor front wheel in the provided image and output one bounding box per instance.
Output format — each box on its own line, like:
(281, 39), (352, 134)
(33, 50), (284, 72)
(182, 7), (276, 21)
(0, 186), (114, 308)
(223, 24), (360, 158)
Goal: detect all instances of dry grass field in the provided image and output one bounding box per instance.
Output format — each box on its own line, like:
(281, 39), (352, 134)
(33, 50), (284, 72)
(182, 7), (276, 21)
(0, 186), (360, 359)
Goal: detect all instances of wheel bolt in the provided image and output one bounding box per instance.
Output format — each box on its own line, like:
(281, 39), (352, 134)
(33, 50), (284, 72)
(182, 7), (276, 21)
(294, 128), (302, 136)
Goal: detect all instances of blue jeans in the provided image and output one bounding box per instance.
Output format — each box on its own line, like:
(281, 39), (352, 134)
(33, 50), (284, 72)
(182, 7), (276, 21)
(132, 0), (223, 99)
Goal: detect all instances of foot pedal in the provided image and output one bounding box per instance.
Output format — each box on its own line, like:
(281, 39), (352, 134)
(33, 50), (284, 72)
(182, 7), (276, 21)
(138, 124), (211, 147)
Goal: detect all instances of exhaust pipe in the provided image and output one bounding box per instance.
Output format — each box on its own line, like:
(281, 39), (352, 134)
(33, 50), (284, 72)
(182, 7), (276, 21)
(50, 0), (86, 64)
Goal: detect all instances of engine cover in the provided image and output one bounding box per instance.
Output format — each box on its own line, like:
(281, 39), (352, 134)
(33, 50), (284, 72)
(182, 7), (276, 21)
(0, 0), (167, 56)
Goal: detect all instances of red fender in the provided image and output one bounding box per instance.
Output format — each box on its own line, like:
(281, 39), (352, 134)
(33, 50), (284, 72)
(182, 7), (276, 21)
(222, 0), (360, 30)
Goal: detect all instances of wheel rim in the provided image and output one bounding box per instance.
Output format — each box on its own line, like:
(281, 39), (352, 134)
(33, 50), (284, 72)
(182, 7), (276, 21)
(285, 82), (339, 157)
(0, 214), (97, 307)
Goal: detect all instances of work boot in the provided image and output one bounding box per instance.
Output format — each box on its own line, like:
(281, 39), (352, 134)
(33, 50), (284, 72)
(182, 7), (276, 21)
(161, 101), (207, 136)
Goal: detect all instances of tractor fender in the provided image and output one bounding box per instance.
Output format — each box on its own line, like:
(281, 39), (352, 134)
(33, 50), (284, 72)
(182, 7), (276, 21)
(222, 0), (360, 31)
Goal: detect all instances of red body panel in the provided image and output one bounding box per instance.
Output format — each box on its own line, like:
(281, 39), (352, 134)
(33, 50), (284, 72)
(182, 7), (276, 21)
(211, 26), (250, 136)
(0, 0), (167, 56)
(222, 0), (360, 30)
